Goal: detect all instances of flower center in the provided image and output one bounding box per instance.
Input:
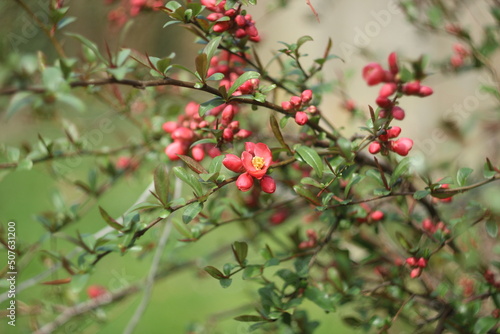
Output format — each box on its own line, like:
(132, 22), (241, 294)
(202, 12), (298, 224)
(251, 156), (265, 170)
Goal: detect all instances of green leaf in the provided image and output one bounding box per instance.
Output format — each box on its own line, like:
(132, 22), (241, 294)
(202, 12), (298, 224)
(66, 32), (106, 64)
(219, 278), (232, 288)
(173, 219), (193, 239)
(182, 202), (203, 224)
(199, 97), (225, 117)
(6, 92), (36, 118)
(204, 266), (225, 280)
(485, 219), (498, 238)
(56, 93), (85, 112)
(206, 72), (224, 81)
(195, 53), (208, 82)
(98, 206), (123, 231)
(456, 167), (473, 187)
(173, 166), (203, 196)
(16, 159), (33, 171)
(209, 155), (224, 174)
(483, 160), (497, 179)
(473, 316), (497, 334)
(232, 241), (248, 265)
(293, 185), (320, 205)
(234, 315), (264, 322)
(395, 231), (413, 251)
(413, 189), (431, 200)
(128, 202), (162, 212)
(296, 35), (313, 49)
(242, 265), (262, 279)
(43, 67), (67, 91)
(116, 48), (131, 67)
(295, 145), (323, 178)
(154, 164), (170, 207)
(390, 157), (411, 186)
(337, 137), (353, 160)
(344, 174), (364, 197)
(270, 116), (291, 153)
(107, 67), (129, 80)
(178, 154), (208, 174)
(202, 36), (221, 65)
(304, 286), (335, 312)
(227, 71), (260, 96)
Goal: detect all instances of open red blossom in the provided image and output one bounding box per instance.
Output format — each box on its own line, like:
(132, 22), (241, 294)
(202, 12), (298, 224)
(241, 142), (273, 179)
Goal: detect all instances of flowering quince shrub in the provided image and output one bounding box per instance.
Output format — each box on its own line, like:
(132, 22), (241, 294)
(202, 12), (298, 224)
(1, 1), (500, 333)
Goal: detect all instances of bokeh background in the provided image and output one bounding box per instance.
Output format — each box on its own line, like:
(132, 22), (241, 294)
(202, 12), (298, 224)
(0, 0), (497, 333)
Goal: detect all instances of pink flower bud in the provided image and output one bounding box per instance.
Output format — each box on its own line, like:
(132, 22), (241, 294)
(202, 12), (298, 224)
(232, 28), (245, 39)
(418, 86), (433, 97)
(223, 154), (243, 173)
(191, 145), (205, 161)
(207, 144), (221, 158)
(223, 127), (234, 142)
(453, 43), (469, 57)
(260, 175), (276, 194)
(307, 105), (317, 114)
(379, 83), (397, 98)
(228, 121), (240, 130)
(207, 13), (223, 22)
(165, 141), (187, 160)
(235, 15), (246, 26)
(87, 285), (107, 299)
(402, 81), (421, 95)
(386, 126), (401, 138)
(370, 210), (384, 221)
(236, 172), (254, 192)
(376, 96), (392, 108)
(290, 96), (302, 107)
(388, 52), (399, 75)
(390, 138), (413, 156)
(410, 267), (422, 278)
(281, 101), (293, 111)
(368, 142), (381, 154)
(422, 219), (435, 232)
(391, 106), (405, 120)
(234, 129), (252, 139)
(222, 105), (235, 122)
(362, 63), (385, 86)
(190, 95), (204, 111)
(224, 8), (236, 17)
(162, 121), (178, 133)
(171, 127), (194, 141)
(417, 258), (427, 268)
(245, 24), (258, 37)
(295, 111), (308, 126)
(406, 257), (417, 266)
(249, 35), (261, 42)
(301, 89), (313, 103)
(213, 21), (231, 33)
(450, 54), (464, 68)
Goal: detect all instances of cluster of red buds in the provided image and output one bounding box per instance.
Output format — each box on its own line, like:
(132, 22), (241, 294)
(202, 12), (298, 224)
(356, 202), (384, 224)
(281, 90), (317, 125)
(362, 52), (433, 121)
(223, 142), (276, 193)
(483, 269), (500, 290)
(422, 218), (451, 235)
(450, 43), (470, 68)
(368, 126), (414, 157)
(106, 0), (163, 26)
(162, 102), (221, 161)
(202, 0), (260, 42)
(298, 229), (318, 249)
(405, 256), (428, 278)
(207, 51), (260, 96)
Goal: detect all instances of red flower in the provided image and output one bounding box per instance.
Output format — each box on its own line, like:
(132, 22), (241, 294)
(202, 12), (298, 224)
(241, 142), (273, 180)
(223, 142), (276, 193)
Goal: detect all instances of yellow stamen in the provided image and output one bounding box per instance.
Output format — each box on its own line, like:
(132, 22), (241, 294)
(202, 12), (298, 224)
(251, 156), (265, 170)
